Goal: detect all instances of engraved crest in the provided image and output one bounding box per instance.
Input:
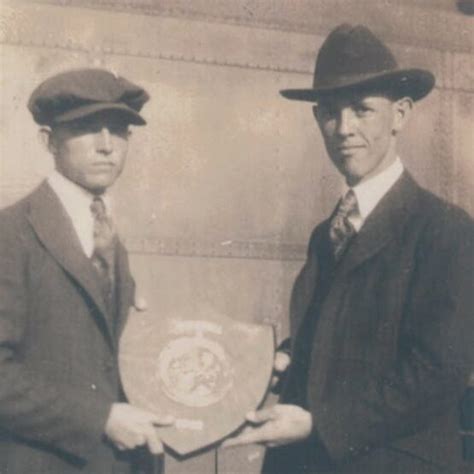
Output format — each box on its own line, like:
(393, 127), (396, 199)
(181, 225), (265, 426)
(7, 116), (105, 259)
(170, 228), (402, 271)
(156, 333), (234, 407)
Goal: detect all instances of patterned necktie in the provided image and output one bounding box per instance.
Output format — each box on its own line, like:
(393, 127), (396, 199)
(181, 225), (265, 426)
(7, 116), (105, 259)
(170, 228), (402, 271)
(329, 189), (359, 260)
(90, 196), (116, 307)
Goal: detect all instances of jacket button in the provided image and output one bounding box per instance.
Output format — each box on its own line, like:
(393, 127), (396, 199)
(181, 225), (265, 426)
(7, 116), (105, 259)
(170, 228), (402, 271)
(91, 384), (97, 391)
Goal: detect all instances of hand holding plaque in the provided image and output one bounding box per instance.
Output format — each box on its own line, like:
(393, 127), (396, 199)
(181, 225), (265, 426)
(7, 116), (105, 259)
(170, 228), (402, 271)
(222, 404), (313, 448)
(119, 305), (274, 455)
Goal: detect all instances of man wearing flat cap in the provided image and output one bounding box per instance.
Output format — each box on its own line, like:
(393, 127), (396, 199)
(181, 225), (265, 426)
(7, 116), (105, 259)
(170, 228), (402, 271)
(0, 69), (173, 473)
(225, 24), (474, 473)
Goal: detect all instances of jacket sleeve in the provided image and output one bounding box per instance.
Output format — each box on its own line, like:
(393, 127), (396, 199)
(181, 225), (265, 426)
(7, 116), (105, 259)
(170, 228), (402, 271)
(0, 213), (114, 462)
(314, 211), (474, 463)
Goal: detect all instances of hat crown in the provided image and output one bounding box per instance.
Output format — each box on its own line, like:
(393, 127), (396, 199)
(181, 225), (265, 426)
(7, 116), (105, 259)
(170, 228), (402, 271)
(28, 68), (149, 126)
(280, 23), (435, 102)
(314, 24), (398, 89)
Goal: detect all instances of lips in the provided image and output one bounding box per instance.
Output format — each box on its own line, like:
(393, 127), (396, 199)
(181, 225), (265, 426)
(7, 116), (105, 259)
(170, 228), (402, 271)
(335, 145), (365, 157)
(336, 144), (364, 151)
(92, 162), (115, 168)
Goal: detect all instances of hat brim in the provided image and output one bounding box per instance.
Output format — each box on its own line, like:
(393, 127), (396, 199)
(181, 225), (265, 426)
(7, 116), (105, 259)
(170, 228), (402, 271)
(52, 102), (146, 126)
(280, 68), (435, 102)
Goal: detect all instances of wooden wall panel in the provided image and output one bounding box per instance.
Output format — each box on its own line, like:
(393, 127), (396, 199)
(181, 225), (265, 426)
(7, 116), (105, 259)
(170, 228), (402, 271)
(128, 255), (301, 341)
(25, 0), (474, 54)
(453, 92), (474, 215)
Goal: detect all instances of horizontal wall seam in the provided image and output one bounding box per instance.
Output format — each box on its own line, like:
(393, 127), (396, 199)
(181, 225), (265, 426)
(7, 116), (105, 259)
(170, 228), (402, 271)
(124, 238), (307, 261)
(0, 38), (472, 92)
(0, 36), (313, 76)
(127, 250), (307, 262)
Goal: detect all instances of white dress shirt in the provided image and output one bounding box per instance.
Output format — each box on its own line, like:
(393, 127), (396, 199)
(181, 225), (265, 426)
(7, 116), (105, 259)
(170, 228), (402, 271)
(48, 170), (112, 257)
(342, 157), (404, 232)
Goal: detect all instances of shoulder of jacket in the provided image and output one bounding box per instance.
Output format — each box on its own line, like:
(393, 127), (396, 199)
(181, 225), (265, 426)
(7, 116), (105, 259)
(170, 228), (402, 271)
(413, 187), (474, 251)
(0, 187), (41, 236)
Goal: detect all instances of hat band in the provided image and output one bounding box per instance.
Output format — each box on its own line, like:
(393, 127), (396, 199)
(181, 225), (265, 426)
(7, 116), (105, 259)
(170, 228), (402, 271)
(53, 101), (146, 126)
(314, 69), (402, 91)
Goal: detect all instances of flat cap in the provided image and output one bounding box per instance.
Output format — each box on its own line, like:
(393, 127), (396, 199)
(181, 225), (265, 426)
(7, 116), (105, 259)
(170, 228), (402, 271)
(28, 68), (149, 126)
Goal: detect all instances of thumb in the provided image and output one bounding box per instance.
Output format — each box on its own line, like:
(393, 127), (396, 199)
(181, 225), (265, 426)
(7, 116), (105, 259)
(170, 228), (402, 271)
(150, 414), (175, 426)
(246, 408), (276, 424)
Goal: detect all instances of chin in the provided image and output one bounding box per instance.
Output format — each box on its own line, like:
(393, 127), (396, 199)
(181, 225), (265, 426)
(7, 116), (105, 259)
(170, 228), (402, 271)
(338, 164), (363, 186)
(81, 180), (111, 194)
(85, 175), (119, 193)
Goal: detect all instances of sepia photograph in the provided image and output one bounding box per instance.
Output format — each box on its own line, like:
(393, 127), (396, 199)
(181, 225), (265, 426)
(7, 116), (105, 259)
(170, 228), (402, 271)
(0, 1), (473, 473)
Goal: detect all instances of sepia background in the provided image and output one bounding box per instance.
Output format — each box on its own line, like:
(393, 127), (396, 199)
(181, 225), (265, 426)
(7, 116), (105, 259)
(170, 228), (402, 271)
(0, 1), (473, 472)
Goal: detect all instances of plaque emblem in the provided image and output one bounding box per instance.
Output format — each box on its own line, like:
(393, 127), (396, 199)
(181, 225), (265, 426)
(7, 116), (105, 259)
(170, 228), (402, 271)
(156, 331), (234, 407)
(119, 306), (274, 455)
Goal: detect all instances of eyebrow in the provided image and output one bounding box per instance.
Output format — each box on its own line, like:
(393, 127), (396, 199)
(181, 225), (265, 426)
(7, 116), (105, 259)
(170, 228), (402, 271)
(317, 95), (382, 109)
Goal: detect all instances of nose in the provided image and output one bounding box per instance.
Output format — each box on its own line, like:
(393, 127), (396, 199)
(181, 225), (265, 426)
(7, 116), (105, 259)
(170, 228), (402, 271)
(336, 107), (356, 136)
(97, 127), (112, 154)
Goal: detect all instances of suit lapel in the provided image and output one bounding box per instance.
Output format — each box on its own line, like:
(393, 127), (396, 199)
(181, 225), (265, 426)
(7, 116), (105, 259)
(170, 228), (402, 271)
(115, 238), (135, 335)
(337, 172), (420, 276)
(290, 220), (332, 341)
(27, 181), (116, 348)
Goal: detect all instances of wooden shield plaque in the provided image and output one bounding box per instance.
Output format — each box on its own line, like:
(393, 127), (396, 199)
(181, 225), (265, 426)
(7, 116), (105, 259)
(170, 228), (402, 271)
(119, 306), (275, 455)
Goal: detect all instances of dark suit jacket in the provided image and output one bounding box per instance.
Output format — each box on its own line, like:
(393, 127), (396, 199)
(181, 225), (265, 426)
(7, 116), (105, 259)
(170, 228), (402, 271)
(264, 173), (474, 474)
(0, 181), (137, 473)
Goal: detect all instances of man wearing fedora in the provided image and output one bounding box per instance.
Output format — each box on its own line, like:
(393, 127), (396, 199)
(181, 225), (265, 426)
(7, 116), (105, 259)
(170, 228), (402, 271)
(0, 69), (173, 473)
(225, 24), (474, 473)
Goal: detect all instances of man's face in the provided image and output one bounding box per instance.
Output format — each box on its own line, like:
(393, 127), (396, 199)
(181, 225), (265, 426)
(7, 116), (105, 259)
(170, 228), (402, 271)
(314, 92), (400, 186)
(49, 112), (130, 194)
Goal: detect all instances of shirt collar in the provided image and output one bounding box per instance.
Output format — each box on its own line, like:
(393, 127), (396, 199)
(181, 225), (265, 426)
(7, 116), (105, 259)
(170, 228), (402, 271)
(343, 157), (404, 222)
(48, 170), (111, 215)
(47, 170), (111, 257)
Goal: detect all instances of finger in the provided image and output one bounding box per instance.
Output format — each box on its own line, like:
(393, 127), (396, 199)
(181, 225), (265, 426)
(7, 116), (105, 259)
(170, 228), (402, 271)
(144, 429), (164, 455)
(246, 408), (276, 424)
(134, 296), (148, 312)
(221, 425), (253, 448)
(133, 433), (146, 449)
(270, 375), (279, 388)
(222, 427), (271, 447)
(136, 408), (174, 426)
(273, 352), (291, 372)
(150, 414), (175, 426)
(116, 443), (127, 451)
(222, 434), (253, 448)
(266, 441), (285, 449)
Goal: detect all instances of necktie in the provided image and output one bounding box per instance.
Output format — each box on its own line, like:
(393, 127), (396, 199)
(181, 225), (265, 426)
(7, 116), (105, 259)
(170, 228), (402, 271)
(329, 189), (358, 260)
(90, 196), (116, 308)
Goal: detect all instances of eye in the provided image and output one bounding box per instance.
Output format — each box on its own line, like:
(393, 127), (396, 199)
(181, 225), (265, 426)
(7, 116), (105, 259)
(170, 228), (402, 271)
(70, 122), (93, 134)
(314, 103), (337, 120)
(352, 103), (373, 116)
(68, 121), (102, 135)
(107, 123), (129, 136)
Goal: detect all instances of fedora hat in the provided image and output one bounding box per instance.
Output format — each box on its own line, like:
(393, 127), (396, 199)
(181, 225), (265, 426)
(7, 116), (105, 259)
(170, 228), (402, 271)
(281, 24), (435, 102)
(28, 68), (150, 126)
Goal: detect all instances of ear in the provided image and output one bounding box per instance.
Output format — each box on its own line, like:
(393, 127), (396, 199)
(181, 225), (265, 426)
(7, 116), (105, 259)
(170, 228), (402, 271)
(392, 97), (413, 135)
(38, 127), (55, 153)
(312, 104), (325, 128)
(312, 104), (322, 119)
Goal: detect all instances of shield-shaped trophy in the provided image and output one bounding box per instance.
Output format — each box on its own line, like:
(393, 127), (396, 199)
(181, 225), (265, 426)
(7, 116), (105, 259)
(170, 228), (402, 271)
(119, 305), (275, 456)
